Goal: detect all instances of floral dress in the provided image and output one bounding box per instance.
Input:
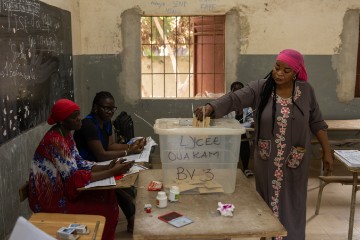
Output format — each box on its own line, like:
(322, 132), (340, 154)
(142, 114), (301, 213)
(28, 128), (119, 240)
(210, 79), (328, 240)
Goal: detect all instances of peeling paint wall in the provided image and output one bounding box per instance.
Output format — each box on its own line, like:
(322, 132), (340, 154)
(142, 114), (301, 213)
(75, 0), (360, 135)
(334, 10), (360, 102)
(77, 0), (360, 55)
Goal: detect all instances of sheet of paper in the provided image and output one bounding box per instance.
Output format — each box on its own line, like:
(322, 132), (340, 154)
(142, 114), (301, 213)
(334, 150), (360, 166)
(84, 176), (116, 188)
(9, 216), (56, 240)
(124, 136), (157, 163)
(95, 160), (148, 182)
(97, 160), (147, 174)
(94, 136), (157, 164)
(204, 180), (223, 189)
(198, 187), (224, 194)
(85, 136), (154, 188)
(119, 164), (148, 179)
(127, 164), (148, 174)
(177, 183), (201, 193)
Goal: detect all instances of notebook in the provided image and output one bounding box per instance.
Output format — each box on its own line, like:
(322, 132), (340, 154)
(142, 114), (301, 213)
(158, 212), (193, 228)
(334, 150), (360, 167)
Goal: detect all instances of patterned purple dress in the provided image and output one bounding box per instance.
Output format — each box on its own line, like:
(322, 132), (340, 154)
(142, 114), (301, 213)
(210, 79), (327, 240)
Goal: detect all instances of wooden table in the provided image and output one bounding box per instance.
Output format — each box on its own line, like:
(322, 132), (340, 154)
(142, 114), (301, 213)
(246, 119), (360, 135)
(326, 119), (360, 131)
(246, 119), (360, 144)
(29, 213), (105, 240)
(333, 153), (360, 240)
(133, 169), (286, 240)
(77, 172), (139, 191)
(309, 119), (360, 146)
(325, 119), (360, 144)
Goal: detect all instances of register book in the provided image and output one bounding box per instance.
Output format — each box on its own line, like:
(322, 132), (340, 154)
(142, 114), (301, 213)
(334, 150), (360, 167)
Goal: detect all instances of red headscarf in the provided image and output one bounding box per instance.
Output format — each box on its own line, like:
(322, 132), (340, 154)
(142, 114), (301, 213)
(47, 99), (80, 125)
(276, 49), (308, 81)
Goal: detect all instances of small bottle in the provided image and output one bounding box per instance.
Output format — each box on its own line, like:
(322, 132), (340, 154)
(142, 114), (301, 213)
(156, 191), (168, 208)
(144, 204), (152, 213)
(168, 186), (180, 202)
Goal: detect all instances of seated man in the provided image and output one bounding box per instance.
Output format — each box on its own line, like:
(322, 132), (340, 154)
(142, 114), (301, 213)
(74, 91), (146, 233)
(225, 81), (254, 177)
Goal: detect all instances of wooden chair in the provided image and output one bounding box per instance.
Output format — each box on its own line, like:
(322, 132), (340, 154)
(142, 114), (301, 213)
(19, 181), (29, 202)
(315, 145), (360, 215)
(315, 176), (360, 215)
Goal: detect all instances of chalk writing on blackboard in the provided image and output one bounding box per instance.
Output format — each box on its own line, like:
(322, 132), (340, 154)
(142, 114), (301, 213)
(0, 0), (73, 144)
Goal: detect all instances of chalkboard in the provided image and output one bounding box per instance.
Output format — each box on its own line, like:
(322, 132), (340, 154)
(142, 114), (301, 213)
(0, 0), (73, 144)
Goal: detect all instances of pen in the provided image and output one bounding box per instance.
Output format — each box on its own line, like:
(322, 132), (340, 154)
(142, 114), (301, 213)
(238, 108), (256, 123)
(202, 106), (205, 127)
(92, 220), (100, 240)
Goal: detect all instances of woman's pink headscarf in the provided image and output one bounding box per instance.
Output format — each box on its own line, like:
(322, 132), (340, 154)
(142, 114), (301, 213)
(47, 99), (80, 125)
(276, 49), (308, 81)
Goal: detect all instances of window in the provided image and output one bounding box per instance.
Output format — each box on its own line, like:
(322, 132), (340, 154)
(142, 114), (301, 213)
(141, 16), (225, 99)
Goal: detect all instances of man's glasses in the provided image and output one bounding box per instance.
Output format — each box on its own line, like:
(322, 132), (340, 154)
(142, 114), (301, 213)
(98, 105), (117, 113)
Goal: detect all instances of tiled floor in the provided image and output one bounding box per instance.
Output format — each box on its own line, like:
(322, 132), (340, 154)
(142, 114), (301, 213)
(115, 156), (360, 240)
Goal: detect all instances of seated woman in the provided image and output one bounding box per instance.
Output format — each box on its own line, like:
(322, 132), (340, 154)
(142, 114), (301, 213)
(28, 98), (133, 240)
(74, 91), (146, 233)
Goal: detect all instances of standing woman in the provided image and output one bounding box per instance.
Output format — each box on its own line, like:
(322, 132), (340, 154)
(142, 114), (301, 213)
(194, 49), (333, 240)
(29, 99), (134, 240)
(74, 91), (146, 233)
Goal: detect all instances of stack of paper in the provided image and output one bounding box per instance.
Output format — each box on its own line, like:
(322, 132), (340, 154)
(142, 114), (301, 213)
(84, 136), (155, 188)
(334, 150), (360, 167)
(125, 136), (157, 163)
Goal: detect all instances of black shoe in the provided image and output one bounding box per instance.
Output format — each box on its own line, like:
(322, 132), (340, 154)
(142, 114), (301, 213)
(244, 169), (254, 177)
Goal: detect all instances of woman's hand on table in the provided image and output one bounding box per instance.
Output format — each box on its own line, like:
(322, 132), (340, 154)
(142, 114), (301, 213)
(134, 137), (146, 147)
(128, 141), (145, 154)
(112, 160), (134, 175)
(108, 158), (126, 169)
